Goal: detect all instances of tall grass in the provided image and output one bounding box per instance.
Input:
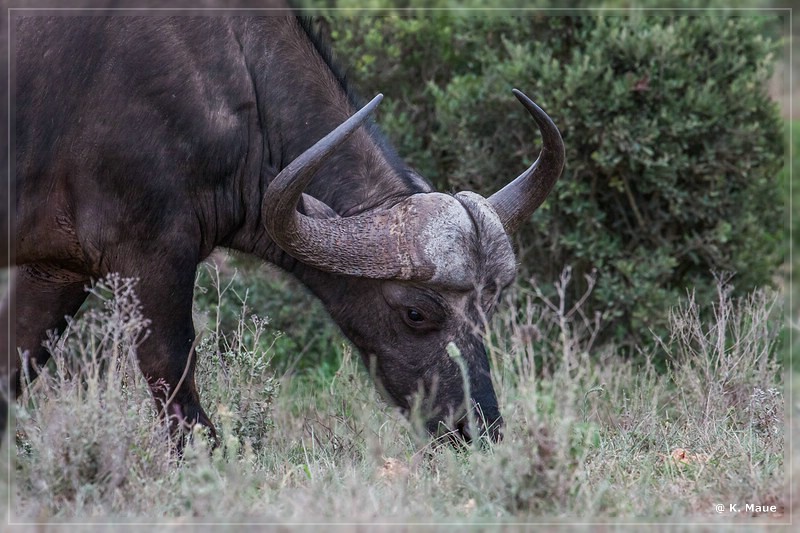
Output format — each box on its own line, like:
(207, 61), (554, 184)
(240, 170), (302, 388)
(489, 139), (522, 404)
(2, 267), (786, 524)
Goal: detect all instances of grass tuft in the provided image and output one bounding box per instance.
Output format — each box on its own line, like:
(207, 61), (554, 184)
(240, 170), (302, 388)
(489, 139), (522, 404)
(4, 267), (787, 523)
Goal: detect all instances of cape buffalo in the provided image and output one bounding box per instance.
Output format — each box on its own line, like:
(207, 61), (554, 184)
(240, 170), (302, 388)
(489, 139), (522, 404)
(2, 12), (564, 444)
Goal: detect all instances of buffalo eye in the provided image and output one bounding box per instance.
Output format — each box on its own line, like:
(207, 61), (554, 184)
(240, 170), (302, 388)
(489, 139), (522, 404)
(406, 308), (425, 323)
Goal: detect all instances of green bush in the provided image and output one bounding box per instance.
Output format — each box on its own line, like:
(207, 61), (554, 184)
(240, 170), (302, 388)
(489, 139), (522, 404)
(326, 12), (785, 348)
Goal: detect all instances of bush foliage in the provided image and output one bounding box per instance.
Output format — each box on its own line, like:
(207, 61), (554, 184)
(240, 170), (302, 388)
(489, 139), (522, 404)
(324, 12), (785, 347)
(193, 258), (346, 378)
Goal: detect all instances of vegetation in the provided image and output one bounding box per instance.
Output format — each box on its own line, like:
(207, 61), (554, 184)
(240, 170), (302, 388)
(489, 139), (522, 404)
(779, 118), (797, 370)
(2, 8), (791, 526)
(4, 270), (786, 523)
(192, 257), (347, 378)
(323, 11), (786, 349)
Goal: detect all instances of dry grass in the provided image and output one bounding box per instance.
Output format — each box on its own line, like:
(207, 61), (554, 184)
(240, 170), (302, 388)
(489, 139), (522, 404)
(0, 268), (788, 527)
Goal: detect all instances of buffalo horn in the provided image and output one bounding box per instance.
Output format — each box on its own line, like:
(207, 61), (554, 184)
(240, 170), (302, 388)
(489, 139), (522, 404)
(262, 94), (433, 280)
(487, 89), (565, 235)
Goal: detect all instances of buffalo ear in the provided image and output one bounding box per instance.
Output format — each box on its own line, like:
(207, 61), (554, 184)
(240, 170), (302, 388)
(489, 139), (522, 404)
(300, 193), (340, 220)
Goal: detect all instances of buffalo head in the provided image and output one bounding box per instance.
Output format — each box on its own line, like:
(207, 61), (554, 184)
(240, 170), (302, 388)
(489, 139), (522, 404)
(263, 90), (565, 443)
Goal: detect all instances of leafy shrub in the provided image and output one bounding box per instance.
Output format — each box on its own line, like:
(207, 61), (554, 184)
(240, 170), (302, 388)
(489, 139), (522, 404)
(326, 12), (785, 348)
(13, 275), (170, 515)
(193, 254), (347, 379)
(193, 278), (278, 449)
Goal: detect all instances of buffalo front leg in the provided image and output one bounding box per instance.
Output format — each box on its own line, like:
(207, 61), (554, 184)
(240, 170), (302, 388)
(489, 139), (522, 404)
(123, 259), (216, 447)
(0, 265), (89, 439)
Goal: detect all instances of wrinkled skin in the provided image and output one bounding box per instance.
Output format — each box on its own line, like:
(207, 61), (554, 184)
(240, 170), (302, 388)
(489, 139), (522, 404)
(2, 13), (562, 445)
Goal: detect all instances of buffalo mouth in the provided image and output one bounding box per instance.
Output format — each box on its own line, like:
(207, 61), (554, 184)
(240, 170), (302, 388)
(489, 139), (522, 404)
(365, 352), (504, 445)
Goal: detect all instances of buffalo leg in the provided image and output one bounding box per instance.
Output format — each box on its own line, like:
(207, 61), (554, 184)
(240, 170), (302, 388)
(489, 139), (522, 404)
(0, 265), (89, 438)
(122, 258), (216, 446)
